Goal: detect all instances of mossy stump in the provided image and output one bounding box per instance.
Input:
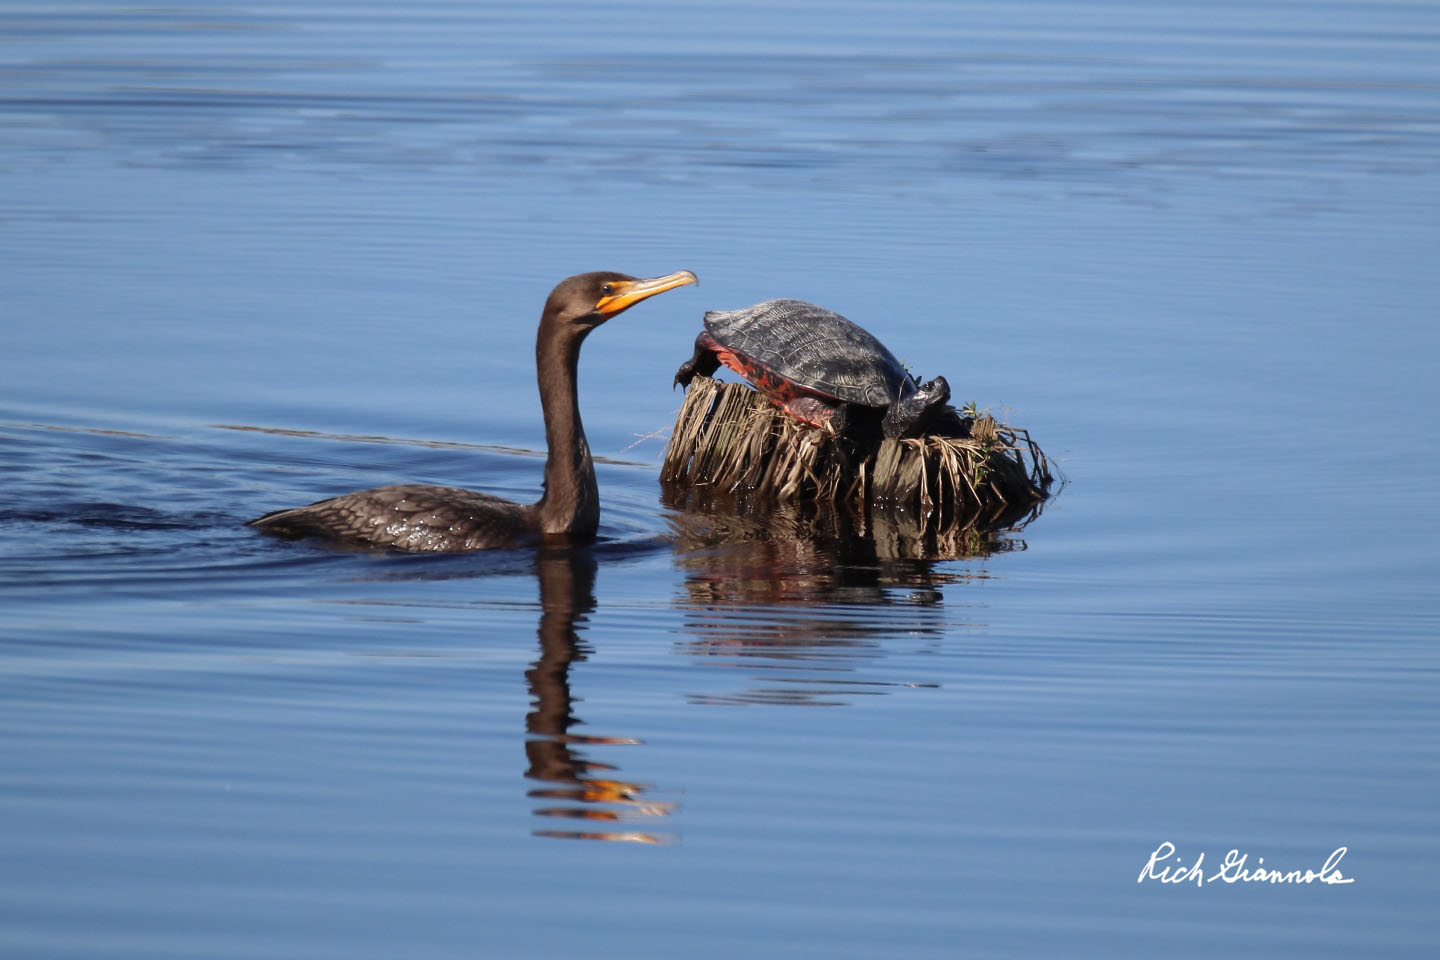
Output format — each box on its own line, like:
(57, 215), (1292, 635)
(661, 376), (1052, 528)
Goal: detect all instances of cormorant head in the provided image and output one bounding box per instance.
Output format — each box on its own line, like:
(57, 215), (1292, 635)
(544, 270), (698, 332)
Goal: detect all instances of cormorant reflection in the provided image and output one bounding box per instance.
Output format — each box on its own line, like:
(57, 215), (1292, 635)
(526, 548), (674, 843)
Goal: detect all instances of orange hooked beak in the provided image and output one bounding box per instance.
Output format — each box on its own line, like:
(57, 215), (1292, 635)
(594, 270), (698, 317)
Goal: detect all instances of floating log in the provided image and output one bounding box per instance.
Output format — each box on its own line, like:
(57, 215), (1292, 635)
(660, 376), (1052, 535)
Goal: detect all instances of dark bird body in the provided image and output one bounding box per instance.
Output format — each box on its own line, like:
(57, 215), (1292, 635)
(251, 485), (535, 552)
(673, 298), (950, 438)
(249, 270), (697, 552)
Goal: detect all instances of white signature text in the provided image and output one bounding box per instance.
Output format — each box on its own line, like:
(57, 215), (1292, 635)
(1137, 842), (1354, 886)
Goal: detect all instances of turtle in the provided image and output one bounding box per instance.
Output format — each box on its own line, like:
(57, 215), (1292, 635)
(673, 298), (951, 438)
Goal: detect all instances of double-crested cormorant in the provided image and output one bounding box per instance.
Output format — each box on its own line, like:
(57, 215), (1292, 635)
(248, 270), (697, 551)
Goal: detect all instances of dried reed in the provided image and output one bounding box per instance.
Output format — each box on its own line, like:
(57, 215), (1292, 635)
(661, 376), (1051, 532)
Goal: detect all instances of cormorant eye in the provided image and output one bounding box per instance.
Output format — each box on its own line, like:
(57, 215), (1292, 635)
(600, 284), (614, 296)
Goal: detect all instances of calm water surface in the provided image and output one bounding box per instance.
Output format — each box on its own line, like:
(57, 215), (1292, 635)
(3, 1), (1439, 957)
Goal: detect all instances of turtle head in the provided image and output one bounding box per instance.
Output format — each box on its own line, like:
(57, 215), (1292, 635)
(882, 375), (950, 438)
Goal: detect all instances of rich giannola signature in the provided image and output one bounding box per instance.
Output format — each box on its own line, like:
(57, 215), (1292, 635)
(1138, 842), (1354, 886)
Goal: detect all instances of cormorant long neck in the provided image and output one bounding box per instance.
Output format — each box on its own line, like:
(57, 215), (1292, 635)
(532, 322), (598, 538)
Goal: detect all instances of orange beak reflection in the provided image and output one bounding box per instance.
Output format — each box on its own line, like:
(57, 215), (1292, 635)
(594, 269), (698, 317)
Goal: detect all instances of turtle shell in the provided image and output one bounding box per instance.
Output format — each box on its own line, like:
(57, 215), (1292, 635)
(702, 299), (916, 408)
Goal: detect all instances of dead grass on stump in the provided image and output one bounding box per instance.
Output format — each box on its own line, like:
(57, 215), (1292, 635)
(661, 376), (1052, 535)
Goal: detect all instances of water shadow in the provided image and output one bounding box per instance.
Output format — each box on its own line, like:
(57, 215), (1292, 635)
(661, 492), (1039, 705)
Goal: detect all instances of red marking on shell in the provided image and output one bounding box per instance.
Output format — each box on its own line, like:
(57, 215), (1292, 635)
(711, 344), (837, 429)
(714, 347), (804, 403)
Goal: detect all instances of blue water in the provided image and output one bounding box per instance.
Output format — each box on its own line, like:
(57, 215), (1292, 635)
(3, 1), (1439, 957)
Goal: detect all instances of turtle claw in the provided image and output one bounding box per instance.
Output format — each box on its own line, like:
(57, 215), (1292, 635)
(675, 336), (721, 391)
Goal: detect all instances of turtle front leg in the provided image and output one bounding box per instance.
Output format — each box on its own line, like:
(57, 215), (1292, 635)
(674, 331), (722, 389)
